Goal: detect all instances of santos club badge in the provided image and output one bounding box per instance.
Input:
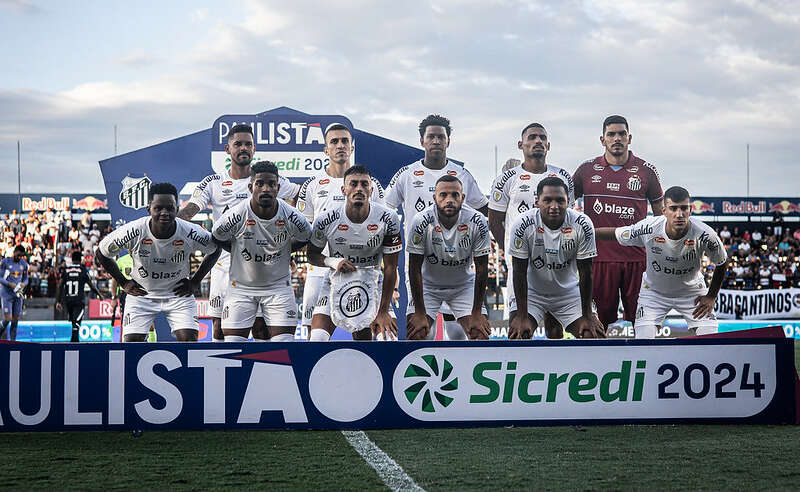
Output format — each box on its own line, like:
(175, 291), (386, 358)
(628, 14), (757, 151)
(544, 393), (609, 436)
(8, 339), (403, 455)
(330, 267), (381, 333)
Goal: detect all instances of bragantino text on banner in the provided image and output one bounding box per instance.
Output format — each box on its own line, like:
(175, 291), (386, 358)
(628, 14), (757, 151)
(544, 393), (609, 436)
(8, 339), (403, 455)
(0, 335), (795, 431)
(715, 288), (800, 320)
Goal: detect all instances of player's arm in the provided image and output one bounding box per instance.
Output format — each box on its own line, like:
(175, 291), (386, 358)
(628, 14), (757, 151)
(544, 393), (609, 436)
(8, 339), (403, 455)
(650, 199), (664, 216)
(693, 259), (728, 319)
(96, 251), (147, 297)
(488, 210), (506, 251)
(508, 256), (534, 339)
(572, 166), (584, 199)
(179, 177), (213, 220)
(372, 251), (399, 338)
(574, 258), (604, 338)
(463, 254), (491, 340)
(20, 264), (28, 290)
(406, 252), (429, 340)
(175, 246), (221, 297)
(594, 227), (619, 242)
(0, 262), (11, 288)
(645, 164), (664, 216)
(306, 242), (355, 273)
(55, 270), (65, 311)
(177, 202), (201, 221)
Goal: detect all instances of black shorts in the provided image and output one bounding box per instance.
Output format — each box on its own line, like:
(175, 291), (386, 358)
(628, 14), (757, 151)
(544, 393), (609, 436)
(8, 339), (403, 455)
(64, 301), (85, 325)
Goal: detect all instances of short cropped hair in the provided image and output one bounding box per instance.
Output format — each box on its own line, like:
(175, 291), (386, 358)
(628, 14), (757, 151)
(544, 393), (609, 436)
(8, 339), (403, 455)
(419, 114), (452, 138)
(148, 182), (179, 203)
(13, 245), (25, 255)
(324, 123), (352, 142)
(664, 186), (690, 204)
(228, 124), (253, 140)
(72, 251), (82, 263)
(521, 122), (546, 137)
(435, 175), (462, 188)
(251, 161), (279, 179)
(343, 165), (371, 181)
(536, 176), (569, 196)
(602, 115), (628, 134)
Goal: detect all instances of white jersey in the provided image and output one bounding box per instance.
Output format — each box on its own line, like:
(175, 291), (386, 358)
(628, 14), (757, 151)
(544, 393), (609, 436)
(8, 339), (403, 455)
(310, 202), (402, 267)
(99, 216), (217, 299)
(615, 216), (727, 296)
(212, 199), (311, 294)
(508, 208), (597, 298)
(385, 159), (488, 239)
(406, 204), (491, 289)
(297, 173), (385, 277)
(488, 164), (575, 251)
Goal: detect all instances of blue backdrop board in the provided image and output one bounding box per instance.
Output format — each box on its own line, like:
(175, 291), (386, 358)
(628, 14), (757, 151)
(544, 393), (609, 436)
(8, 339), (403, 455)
(0, 333), (795, 431)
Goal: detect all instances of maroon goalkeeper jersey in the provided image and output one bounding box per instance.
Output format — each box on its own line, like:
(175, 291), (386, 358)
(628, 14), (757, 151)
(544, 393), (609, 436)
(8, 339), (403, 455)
(573, 151), (663, 263)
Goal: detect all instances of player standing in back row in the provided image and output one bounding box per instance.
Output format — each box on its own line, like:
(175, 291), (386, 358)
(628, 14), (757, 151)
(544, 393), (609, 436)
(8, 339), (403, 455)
(595, 186), (728, 338)
(573, 115), (663, 331)
(296, 123), (385, 338)
(0, 246), (28, 341)
(56, 250), (104, 342)
(386, 114), (488, 340)
(488, 123), (574, 324)
(179, 124), (299, 342)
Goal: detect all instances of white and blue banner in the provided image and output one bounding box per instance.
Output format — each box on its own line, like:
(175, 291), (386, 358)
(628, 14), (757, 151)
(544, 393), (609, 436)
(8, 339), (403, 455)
(0, 334), (795, 431)
(715, 288), (800, 320)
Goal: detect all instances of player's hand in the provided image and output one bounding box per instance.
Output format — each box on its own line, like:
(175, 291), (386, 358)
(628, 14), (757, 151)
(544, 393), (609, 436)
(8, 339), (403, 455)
(97, 293), (105, 301)
(509, 313), (535, 340)
(569, 314), (606, 339)
(336, 260), (357, 274)
(172, 278), (195, 297)
(461, 312), (490, 340)
(407, 311), (430, 340)
(693, 295), (716, 319)
(56, 302), (62, 312)
(392, 288), (400, 307)
(123, 279), (147, 297)
(370, 310), (397, 340)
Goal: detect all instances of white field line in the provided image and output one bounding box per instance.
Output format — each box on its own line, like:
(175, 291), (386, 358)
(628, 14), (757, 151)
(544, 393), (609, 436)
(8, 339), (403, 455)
(341, 430), (425, 491)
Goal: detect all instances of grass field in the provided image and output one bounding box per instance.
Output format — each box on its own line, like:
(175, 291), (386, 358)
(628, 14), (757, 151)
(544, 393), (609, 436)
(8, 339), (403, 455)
(1, 345), (797, 491)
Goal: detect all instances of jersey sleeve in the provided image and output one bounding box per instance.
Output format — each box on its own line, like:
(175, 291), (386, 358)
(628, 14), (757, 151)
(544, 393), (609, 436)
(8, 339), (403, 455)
(278, 176), (300, 201)
(0, 260), (9, 287)
(615, 217), (651, 247)
(508, 216), (530, 259)
(370, 177), (385, 205)
(381, 209), (403, 254)
(290, 210), (312, 243)
(99, 221), (137, 257)
(572, 162), (586, 198)
(558, 168), (576, 206)
(472, 214), (491, 257)
(296, 178), (315, 221)
(384, 167), (406, 209)
(188, 175), (216, 210)
(574, 214), (597, 260)
(212, 208), (244, 242)
(187, 223), (217, 255)
(644, 162), (664, 202)
(310, 214), (330, 249)
(462, 169), (489, 210)
(406, 213), (427, 256)
(488, 171), (511, 212)
(701, 227), (728, 266)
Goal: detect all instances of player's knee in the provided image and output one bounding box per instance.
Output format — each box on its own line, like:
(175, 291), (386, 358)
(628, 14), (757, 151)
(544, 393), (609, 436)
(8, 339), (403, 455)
(124, 334), (147, 343)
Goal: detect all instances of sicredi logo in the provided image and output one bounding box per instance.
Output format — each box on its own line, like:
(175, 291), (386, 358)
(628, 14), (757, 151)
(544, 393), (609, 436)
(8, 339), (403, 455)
(392, 346), (775, 421)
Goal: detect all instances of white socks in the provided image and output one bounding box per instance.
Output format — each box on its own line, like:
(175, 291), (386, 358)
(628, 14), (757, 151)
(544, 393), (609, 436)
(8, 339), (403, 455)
(634, 324), (656, 339)
(309, 329), (331, 342)
(444, 320), (468, 340)
(212, 338), (225, 343)
(270, 333), (294, 342)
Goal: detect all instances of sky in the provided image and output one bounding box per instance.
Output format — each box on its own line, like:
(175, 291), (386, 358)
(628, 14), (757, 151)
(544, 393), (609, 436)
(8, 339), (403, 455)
(1, 0), (798, 196)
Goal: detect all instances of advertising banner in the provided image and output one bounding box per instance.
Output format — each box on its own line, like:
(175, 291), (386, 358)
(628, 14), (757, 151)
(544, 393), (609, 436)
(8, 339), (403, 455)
(715, 288), (800, 319)
(0, 193), (109, 214)
(0, 334), (794, 431)
(690, 197), (800, 217)
(89, 298), (213, 319)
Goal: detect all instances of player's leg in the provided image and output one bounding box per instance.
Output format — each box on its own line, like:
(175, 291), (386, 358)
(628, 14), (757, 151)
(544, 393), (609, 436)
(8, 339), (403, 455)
(558, 298), (596, 339)
(621, 261), (646, 326)
(163, 297), (200, 342)
(122, 295), (158, 342)
(8, 297), (22, 341)
(543, 313), (563, 339)
(251, 316), (269, 342)
(503, 253), (514, 320)
(449, 284), (486, 340)
(507, 295), (542, 339)
(68, 302), (84, 342)
(352, 327), (372, 340)
(405, 288), (438, 340)
(221, 290), (257, 342)
(593, 262), (622, 329)
(301, 274), (325, 340)
(208, 265), (228, 343)
(675, 294), (719, 336)
(633, 290), (668, 339)
(262, 286), (298, 342)
(118, 292), (127, 340)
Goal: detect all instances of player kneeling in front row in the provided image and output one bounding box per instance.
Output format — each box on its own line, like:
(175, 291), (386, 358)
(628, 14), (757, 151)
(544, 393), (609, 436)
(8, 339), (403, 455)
(406, 175), (491, 340)
(213, 162), (312, 342)
(508, 177), (605, 339)
(98, 183), (221, 342)
(595, 186), (728, 338)
(307, 165), (401, 341)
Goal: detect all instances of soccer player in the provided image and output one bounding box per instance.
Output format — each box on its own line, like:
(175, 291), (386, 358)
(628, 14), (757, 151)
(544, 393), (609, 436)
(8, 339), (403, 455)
(573, 115), (663, 330)
(508, 177), (604, 339)
(386, 114), (488, 339)
(179, 123), (300, 342)
(406, 175), (491, 340)
(0, 245), (29, 341)
(212, 162), (311, 342)
(56, 250), (104, 342)
(488, 123), (575, 325)
(296, 123), (385, 338)
(307, 165), (401, 341)
(595, 186), (728, 338)
(98, 183), (221, 342)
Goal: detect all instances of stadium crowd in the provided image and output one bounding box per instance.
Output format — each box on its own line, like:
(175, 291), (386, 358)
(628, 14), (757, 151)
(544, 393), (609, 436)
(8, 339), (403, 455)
(715, 224), (800, 290)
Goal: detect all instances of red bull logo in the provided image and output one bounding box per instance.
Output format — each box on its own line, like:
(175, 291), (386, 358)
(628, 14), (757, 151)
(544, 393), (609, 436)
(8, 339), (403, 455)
(690, 200), (715, 214)
(722, 200), (766, 214)
(22, 196), (71, 212)
(769, 200), (800, 215)
(72, 195), (108, 211)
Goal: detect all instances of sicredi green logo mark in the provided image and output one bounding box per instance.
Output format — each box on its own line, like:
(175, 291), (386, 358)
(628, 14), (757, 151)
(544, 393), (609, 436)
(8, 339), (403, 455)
(403, 355), (458, 412)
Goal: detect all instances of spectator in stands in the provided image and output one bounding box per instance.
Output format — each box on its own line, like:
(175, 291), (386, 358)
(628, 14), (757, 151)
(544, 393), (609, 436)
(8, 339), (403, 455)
(719, 225), (731, 244)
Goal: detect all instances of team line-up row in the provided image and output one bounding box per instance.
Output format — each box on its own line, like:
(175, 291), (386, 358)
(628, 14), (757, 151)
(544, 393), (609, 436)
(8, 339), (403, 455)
(83, 114), (727, 342)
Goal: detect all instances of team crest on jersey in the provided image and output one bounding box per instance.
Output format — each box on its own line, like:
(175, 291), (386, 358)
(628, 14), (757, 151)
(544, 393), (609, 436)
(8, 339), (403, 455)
(172, 239), (184, 246)
(537, 226), (544, 234)
(366, 235), (381, 248)
(119, 175), (151, 210)
(275, 219), (286, 226)
(171, 250), (186, 263)
(683, 249), (697, 261)
(627, 175), (642, 191)
(684, 239), (695, 246)
(338, 224), (349, 231)
(591, 175), (602, 183)
(517, 202), (529, 213)
(142, 238), (153, 246)
(562, 238), (576, 251)
(457, 224), (468, 232)
(654, 236), (666, 244)
(319, 178), (330, 185)
(413, 170), (425, 176)
(561, 227), (573, 234)
(459, 235), (471, 248)
(245, 219), (256, 226)
(520, 174), (531, 181)
(493, 191), (502, 202)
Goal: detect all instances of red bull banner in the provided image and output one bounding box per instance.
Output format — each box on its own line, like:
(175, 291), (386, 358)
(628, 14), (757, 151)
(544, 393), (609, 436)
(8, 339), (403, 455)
(0, 193), (109, 213)
(691, 197), (800, 216)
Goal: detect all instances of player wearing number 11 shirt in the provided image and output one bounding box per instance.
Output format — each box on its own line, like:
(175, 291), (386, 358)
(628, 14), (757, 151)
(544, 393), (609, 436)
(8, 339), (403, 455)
(56, 250), (103, 342)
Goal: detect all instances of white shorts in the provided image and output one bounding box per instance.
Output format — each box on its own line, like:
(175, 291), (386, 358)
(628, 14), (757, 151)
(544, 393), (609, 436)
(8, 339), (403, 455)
(406, 283), (484, 320)
(123, 296), (198, 335)
(302, 273), (327, 326)
(222, 286), (298, 330)
(508, 292), (582, 329)
(636, 289), (718, 337)
(208, 263), (229, 318)
(404, 277), (454, 317)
